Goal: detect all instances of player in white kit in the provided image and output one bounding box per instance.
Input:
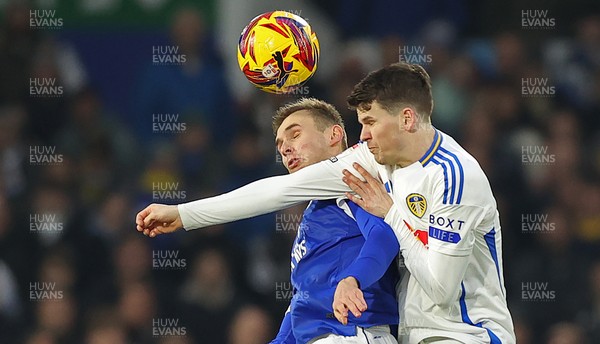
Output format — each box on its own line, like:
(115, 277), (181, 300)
(136, 63), (516, 344)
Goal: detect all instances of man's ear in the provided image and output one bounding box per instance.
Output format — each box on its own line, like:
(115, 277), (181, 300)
(329, 125), (345, 147)
(399, 107), (418, 132)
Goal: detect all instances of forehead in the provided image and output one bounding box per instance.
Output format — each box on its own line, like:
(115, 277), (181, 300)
(357, 101), (388, 120)
(277, 110), (317, 134)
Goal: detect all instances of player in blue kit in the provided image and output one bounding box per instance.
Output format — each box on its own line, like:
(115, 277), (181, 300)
(137, 64), (516, 343)
(137, 98), (400, 344)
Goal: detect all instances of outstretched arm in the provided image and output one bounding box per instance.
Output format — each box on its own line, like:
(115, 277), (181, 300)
(136, 143), (376, 236)
(177, 143), (376, 230)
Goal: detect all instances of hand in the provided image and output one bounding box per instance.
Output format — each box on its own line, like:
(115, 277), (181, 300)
(135, 204), (183, 237)
(332, 277), (367, 325)
(342, 163), (394, 218)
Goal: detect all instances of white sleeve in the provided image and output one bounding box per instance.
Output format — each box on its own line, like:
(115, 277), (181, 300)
(383, 188), (486, 306)
(178, 142), (376, 230)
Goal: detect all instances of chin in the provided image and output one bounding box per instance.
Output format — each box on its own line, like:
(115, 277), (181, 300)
(373, 155), (386, 165)
(289, 164), (304, 174)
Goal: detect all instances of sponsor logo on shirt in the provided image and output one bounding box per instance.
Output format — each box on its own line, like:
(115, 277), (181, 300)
(403, 220), (428, 247)
(429, 215), (465, 230)
(291, 237), (307, 271)
(429, 226), (461, 244)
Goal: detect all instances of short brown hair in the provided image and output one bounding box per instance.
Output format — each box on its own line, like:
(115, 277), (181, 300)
(347, 63), (433, 120)
(272, 98), (347, 148)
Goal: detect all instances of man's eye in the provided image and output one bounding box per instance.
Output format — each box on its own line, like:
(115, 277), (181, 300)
(293, 132), (300, 139)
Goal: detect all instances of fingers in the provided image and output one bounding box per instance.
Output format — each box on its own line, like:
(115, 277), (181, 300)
(352, 289), (367, 311)
(136, 208), (151, 231)
(137, 206), (157, 236)
(333, 287), (367, 326)
(345, 289), (366, 316)
(342, 168), (363, 186)
(352, 163), (378, 183)
(141, 227), (163, 238)
(352, 163), (388, 194)
(333, 297), (364, 325)
(143, 212), (155, 228)
(343, 163), (383, 194)
(136, 204), (182, 239)
(343, 169), (367, 197)
(345, 192), (363, 206)
(333, 304), (348, 325)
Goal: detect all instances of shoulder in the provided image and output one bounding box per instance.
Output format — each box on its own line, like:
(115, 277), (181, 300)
(334, 141), (371, 161)
(422, 131), (492, 206)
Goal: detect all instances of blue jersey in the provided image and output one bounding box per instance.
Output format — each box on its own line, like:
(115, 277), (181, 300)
(273, 199), (400, 344)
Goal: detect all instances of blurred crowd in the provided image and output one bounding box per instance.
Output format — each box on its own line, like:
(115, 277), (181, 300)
(0, 1), (599, 343)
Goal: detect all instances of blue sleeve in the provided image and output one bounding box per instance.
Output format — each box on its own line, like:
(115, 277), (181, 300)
(269, 308), (295, 344)
(341, 201), (400, 289)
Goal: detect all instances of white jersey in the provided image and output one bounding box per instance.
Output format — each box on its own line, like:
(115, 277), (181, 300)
(178, 129), (515, 344)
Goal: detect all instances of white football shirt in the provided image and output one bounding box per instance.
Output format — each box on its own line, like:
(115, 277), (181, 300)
(178, 129), (515, 343)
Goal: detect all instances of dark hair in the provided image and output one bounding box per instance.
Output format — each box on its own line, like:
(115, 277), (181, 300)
(347, 63), (433, 119)
(272, 97), (347, 148)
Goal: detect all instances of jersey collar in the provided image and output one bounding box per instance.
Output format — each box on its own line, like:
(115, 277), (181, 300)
(418, 129), (441, 166)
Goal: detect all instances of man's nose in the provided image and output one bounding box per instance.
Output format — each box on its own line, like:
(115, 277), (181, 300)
(280, 142), (293, 156)
(360, 127), (372, 142)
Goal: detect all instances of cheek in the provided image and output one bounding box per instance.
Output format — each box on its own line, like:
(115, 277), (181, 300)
(373, 127), (388, 143)
(295, 141), (311, 157)
(297, 140), (324, 162)
(378, 126), (398, 146)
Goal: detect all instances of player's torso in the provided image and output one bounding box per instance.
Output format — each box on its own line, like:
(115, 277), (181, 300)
(376, 135), (514, 343)
(289, 199), (400, 343)
(290, 199), (362, 289)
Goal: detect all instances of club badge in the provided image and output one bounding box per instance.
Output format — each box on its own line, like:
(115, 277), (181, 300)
(406, 193), (427, 219)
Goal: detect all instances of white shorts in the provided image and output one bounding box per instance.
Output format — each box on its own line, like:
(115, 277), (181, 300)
(308, 325), (398, 344)
(418, 338), (463, 344)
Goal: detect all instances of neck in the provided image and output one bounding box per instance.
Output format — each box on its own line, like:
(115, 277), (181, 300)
(396, 125), (436, 167)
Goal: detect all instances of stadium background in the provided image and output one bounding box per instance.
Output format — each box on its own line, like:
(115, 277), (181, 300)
(1, 0), (599, 343)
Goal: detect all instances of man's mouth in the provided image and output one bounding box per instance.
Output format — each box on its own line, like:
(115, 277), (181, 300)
(287, 158), (301, 170)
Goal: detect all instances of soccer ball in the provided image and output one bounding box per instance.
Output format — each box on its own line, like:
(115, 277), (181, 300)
(237, 11), (320, 94)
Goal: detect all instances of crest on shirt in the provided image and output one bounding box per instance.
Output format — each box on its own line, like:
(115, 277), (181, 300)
(406, 193), (427, 218)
